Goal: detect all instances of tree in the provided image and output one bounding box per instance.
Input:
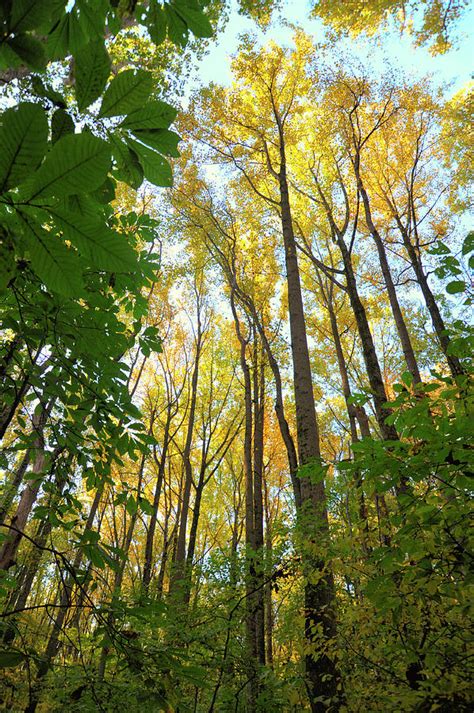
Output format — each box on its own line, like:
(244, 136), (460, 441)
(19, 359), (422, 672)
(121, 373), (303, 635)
(310, 0), (470, 54)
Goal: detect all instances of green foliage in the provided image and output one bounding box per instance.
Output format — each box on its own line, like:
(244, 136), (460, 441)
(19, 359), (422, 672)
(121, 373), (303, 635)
(74, 39), (111, 112)
(0, 6), (212, 707)
(334, 365), (473, 710)
(0, 103), (48, 191)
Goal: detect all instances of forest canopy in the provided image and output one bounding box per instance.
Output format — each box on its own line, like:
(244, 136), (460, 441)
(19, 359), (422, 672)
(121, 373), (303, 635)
(0, 1), (472, 712)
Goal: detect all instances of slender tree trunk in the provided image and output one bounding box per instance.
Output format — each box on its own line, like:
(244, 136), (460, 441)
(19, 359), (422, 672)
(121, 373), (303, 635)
(245, 297), (301, 509)
(0, 452), (31, 527)
(142, 430), (169, 594)
(98, 452), (148, 679)
(323, 284), (370, 550)
(252, 337), (265, 666)
(3, 464), (69, 643)
(355, 169), (421, 383)
(0, 400), (53, 525)
(172, 298), (203, 594)
(0, 348), (47, 441)
(230, 290), (259, 710)
(276, 126), (339, 710)
(263, 479), (273, 668)
(335, 230), (398, 442)
(393, 213), (463, 377)
(0, 440), (61, 572)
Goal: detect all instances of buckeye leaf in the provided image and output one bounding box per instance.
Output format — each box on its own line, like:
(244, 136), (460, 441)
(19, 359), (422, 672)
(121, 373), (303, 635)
(75, 40), (110, 112)
(31, 77), (66, 108)
(9, 0), (54, 32)
(175, 3), (213, 38)
(24, 133), (111, 200)
(52, 208), (137, 272)
(19, 214), (84, 297)
(47, 12), (86, 60)
(130, 128), (180, 157)
(110, 135), (144, 189)
(0, 102), (48, 192)
(6, 34), (46, 70)
(51, 108), (74, 144)
(146, 3), (166, 44)
(120, 100), (177, 130)
(164, 5), (188, 46)
(99, 69), (153, 118)
(127, 138), (172, 187)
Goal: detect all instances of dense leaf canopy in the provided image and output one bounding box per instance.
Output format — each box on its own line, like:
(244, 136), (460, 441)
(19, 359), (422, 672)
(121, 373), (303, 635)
(0, 2), (472, 712)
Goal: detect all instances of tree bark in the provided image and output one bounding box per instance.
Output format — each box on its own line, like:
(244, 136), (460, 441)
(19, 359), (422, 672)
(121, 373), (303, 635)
(354, 163), (421, 383)
(392, 211), (463, 377)
(276, 119), (339, 711)
(171, 288), (204, 595)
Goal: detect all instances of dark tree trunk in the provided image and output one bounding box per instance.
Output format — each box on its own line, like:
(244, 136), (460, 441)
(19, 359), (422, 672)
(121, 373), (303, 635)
(354, 167), (421, 384)
(252, 337), (265, 666)
(172, 294), (203, 594)
(229, 290), (259, 710)
(393, 213), (463, 377)
(277, 125), (339, 711)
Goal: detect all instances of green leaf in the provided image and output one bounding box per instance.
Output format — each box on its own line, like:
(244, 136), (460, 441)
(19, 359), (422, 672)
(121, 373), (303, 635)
(164, 5), (188, 46)
(47, 12), (86, 60)
(24, 133), (111, 200)
(127, 138), (173, 187)
(0, 102), (48, 192)
(18, 213), (84, 296)
(94, 176), (116, 204)
(51, 108), (75, 144)
(110, 135), (144, 189)
(120, 100), (177, 130)
(126, 496), (138, 516)
(31, 76), (66, 108)
(9, 0), (53, 32)
(75, 0), (108, 40)
(0, 650), (25, 668)
(146, 3), (166, 44)
(75, 40), (111, 112)
(462, 232), (474, 256)
(6, 34), (46, 70)
(99, 69), (153, 118)
(175, 3), (213, 38)
(131, 128), (181, 157)
(87, 544), (106, 569)
(52, 208), (138, 272)
(139, 497), (154, 516)
(446, 280), (466, 294)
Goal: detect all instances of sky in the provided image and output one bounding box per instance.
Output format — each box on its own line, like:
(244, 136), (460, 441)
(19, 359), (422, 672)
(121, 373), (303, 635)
(196, 0), (473, 96)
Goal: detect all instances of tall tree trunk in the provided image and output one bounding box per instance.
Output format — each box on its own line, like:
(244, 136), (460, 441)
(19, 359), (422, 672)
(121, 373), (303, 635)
(0, 348), (47, 441)
(354, 167), (421, 383)
(336, 230), (397, 442)
(263, 478), (273, 669)
(229, 290), (259, 710)
(392, 212), (463, 377)
(252, 336), (265, 666)
(3, 463), (69, 644)
(172, 293), (204, 595)
(0, 441), (61, 571)
(276, 123), (339, 711)
(142, 427), (170, 594)
(0, 400), (53, 525)
(323, 281), (370, 549)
